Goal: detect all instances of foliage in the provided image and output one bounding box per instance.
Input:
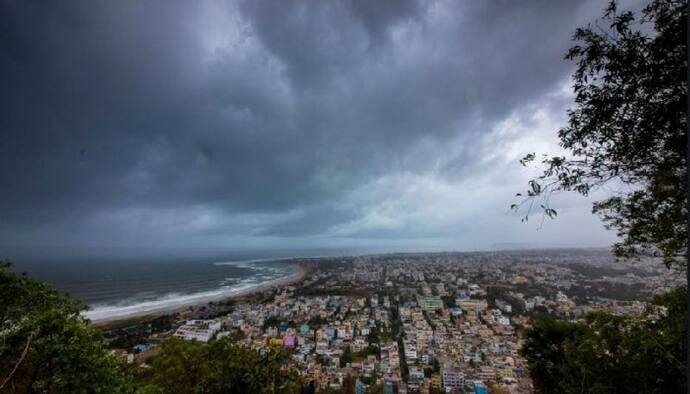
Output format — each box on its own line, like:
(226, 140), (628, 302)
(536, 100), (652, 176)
(441, 295), (456, 308)
(307, 316), (328, 327)
(340, 346), (355, 367)
(367, 327), (380, 345)
(0, 260), (303, 393)
(514, 0), (687, 267)
(137, 337), (301, 394)
(263, 315), (282, 329)
(521, 286), (687, 393)
(397, 337), (409, 379)
(0, 260), (131, 393)
(488, 383), (510, 394)
(340, 375), (356, 394)
(364, 383), (384, 394)
(361, 345), (380, 358)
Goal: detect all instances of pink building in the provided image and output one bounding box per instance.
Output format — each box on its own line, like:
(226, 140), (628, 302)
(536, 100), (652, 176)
(283, 335), (295, 349)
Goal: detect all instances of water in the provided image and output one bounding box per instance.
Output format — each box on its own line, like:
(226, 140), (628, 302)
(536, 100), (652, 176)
(8, 250), (345, 321)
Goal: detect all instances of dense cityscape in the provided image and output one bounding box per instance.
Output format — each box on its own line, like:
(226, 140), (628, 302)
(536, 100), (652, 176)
(104, 249), (683, 393)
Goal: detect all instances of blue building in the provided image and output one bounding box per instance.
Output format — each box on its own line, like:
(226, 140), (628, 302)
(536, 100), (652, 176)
(355, 381), (366, 394)
(474, 382), (488, 394)
(300, 324), (312, 335)
(133, 342), (152, 352)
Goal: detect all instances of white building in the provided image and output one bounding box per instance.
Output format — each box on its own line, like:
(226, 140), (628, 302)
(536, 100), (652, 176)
(442, 370), (464, 390)
(495, 299), (512, 314)
(404, 344), (418, 361)
(173, 319), (222, 342)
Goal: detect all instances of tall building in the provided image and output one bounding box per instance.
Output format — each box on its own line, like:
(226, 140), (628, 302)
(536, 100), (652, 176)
(442, 369), (464, 391)
(416, 295), (444, 312)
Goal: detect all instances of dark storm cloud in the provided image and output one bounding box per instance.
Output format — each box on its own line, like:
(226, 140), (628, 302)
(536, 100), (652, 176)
(0, 0), (620, 255)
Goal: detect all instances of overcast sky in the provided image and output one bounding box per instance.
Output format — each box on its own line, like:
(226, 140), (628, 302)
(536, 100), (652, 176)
(1, 0), (640, 260)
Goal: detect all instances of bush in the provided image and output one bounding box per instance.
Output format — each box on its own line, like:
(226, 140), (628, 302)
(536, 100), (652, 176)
(521, 286), (687, 393)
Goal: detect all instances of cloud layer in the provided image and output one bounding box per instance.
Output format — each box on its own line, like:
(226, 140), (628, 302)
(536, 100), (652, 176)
(0, 0), (625, 258)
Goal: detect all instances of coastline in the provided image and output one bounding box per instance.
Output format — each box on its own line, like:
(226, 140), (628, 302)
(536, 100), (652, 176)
(88, 263), (306, 327)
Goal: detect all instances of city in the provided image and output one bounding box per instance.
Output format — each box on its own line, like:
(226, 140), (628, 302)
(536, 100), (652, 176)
(103, 249), (683, 393)
(0, 0), (686, 392)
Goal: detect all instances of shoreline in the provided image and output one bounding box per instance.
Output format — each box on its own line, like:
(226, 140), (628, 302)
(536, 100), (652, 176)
(88, 263), (306, 327)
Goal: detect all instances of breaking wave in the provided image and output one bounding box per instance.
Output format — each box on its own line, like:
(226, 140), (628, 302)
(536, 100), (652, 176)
(82, 265), (296, 322)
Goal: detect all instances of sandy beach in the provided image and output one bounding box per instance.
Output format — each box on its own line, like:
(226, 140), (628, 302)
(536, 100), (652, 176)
(87, 263), (306, 326)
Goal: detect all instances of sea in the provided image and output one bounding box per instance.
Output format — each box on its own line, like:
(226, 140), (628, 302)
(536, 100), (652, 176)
(9, 249), (354, 322)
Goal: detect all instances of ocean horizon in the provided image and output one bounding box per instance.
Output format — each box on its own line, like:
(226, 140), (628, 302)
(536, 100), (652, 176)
(8, 246), (614, 321)
(9, 249), (354, 321)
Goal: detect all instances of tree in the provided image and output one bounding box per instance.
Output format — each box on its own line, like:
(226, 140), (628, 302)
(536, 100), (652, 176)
(516, 3), (688, 389)
(521, 286), (687, 393)
(1, 260), (303, 393)
(339, 375), (356, 394)
(367, 327), (380, 345)
(263, 315), (282, 329)
(365, 383), (384, 394)
(441, 295), (456, 309)
(0, 260), (131, 392)
(488, 383), (510, 394)
(138, 337), (302, 393)
(362, 344), (380, 358)
(514, 0), (687, 268)
(519, 317), (588, 392)
(340, 346), (355, 368)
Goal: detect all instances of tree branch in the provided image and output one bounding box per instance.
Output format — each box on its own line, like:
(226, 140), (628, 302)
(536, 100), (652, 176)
(0, 330), (35, 391)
